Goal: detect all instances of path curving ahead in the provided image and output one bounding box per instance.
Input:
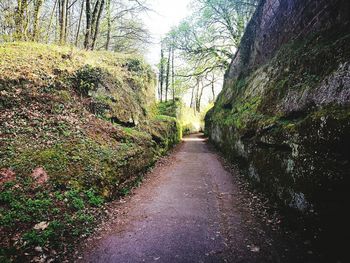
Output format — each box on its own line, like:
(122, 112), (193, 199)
(79, 134), (308, 263)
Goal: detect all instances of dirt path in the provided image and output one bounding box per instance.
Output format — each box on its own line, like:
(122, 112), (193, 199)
(78, 134), (311, 263)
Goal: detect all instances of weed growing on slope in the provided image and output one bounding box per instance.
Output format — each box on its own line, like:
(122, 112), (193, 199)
(0, 179), (106, 262)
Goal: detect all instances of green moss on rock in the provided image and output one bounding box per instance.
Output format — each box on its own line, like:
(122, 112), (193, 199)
(206, 27), (350, 220)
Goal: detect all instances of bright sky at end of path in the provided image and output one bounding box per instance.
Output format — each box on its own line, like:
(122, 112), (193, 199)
(143, 0), (192, 67)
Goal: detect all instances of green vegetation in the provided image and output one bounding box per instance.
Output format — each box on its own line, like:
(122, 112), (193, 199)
(157, 100), (212, 135)
(0, 43), (181, 261)
(0, 180), (103, 262)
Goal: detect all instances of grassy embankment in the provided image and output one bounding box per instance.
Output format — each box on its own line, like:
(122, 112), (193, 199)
(0, 42), (181, 262)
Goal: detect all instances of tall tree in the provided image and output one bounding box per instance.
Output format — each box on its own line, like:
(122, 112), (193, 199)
(158, 44), (165, 102)
(75, 0), (84, 46)
(92, 0), (105, 50)
(15, 0), (28, 40)
(171, 47), (175, 102)
(105, 0), (111, 50)
(84, 0), (91, 48)
(59, 0), (68, 45)
(84, 0), (105, 50)
(32, 0), (44, 41)
(47, 0), (58, 43)
(165, 47), (171, 101)
(210, 73), (216, 101)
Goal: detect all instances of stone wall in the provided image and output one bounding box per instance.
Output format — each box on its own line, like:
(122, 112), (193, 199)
(206, 1), (350, 260)
(227, 0), (350, 80)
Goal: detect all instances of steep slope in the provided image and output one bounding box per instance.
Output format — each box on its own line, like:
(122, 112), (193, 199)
(0, 43), (181, 261)
(205, 0), (350, 260)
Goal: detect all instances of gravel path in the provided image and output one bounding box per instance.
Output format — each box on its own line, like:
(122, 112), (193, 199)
(79, 134), (312, 263)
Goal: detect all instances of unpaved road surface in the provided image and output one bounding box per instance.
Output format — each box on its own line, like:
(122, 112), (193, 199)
(79, 134), (313, 263)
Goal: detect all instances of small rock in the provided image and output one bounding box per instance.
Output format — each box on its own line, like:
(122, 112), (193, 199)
(31, 167), (48, 185)
(34, 221), (49, 231)
(0, 168), (16, 185)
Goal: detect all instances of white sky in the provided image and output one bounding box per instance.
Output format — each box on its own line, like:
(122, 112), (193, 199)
(142, 0), (192, 67)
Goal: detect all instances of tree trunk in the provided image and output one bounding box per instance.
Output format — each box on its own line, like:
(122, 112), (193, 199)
(15, 0), (27, 40)
(171, 47), (175, 102)
(65, 0), (70, 43)
(47, 0), (58, 43)
(75, 0), (84, 46)
(32, 0), (43, 41)
(15, 0), (22, 40)
(84, 0), (102, 50)
(84, 0), (91, 49)
(88, 0), (101, 49)
(92, 0), (105, 50)
(159, 47), (165, 102)
(59, 0), (68, 45)
(211, 73), (216, 101)
(211, 80), (215, 101)
(195, 78), (201, 112)
(190, 85), (195, 109)
(198, 79), (205, 112)
(105, 0), (111, 50)
(165, 47), (171, 101)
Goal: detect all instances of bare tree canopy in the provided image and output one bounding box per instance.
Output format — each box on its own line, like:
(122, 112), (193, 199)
(0, 0), (151, 52)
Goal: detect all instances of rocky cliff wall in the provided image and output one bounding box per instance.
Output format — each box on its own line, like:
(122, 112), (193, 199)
(228, 0), (350, 80)
(206, 0), (350, 260)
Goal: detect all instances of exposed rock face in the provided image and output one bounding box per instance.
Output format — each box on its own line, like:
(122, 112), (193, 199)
(227, 0), (350, 79)
(206, 0), (350, 259)
(74, 61), (155, 127)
